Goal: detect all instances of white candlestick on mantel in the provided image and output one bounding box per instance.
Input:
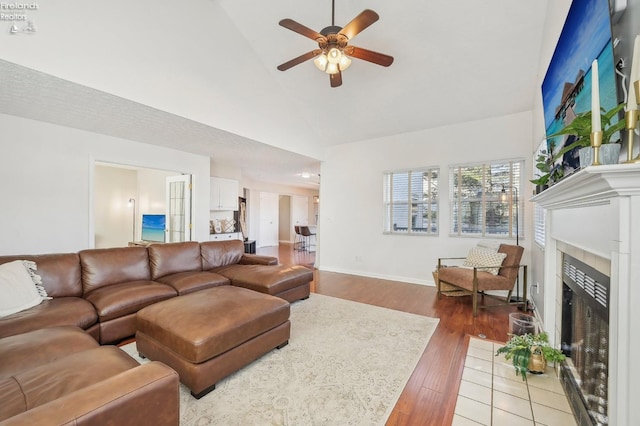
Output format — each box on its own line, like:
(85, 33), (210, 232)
(592, 59), (602, 132)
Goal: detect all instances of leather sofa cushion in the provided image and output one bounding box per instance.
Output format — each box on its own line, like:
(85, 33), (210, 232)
(0, 297), (98, 340)
(84, 281), (177, 322)
(148, 241), (202, 280)
(0, 326), (98, 379)
(2, 361), (179, 426)
(0, 346), (139, 422)
(0, 253), (82, 298)
(200, 240), (244, 270)
(137, 286), (290, 363)
(79, 247), (151, 294)
(155, 271), (230, 295)
(214, 264), (313, 295)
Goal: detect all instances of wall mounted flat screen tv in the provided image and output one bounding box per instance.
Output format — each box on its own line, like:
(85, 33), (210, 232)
(141, 214), (166, 242)
(541, 0), (619, 172)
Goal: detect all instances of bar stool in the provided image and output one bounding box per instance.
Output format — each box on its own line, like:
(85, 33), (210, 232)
(294, 226), (304, 251)
(300, 226), (315, 252)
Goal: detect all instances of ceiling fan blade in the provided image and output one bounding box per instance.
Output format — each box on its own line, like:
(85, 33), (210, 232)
(339, 9), (379, 40)
(345, 46), (394, 67)
(277, 50), (322, 71)
(330, 71), (342, 88)
(279, 19), (325, 42)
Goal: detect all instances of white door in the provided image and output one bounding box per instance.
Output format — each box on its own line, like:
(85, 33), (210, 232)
(259, 192), (279, 247)
(166, 175), (192, 242)
(291, 195), (309, 240)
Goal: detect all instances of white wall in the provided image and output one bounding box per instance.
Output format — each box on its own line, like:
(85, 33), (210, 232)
(318, 112), (533, 285)
(94, 166), (137, 248)
(0, 113), (210, 255)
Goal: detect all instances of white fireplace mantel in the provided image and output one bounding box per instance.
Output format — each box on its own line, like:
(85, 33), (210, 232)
(531, 163), (640, 426)
(531, 163), (640, 209)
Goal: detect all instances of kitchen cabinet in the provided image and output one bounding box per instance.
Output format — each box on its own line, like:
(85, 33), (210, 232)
(210, 177), (238, 211)
(209, 232), (242, 241)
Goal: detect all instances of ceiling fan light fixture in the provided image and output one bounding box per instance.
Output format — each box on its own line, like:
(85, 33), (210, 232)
(338, 54), (351, 71)
(327, 47), (342, 64)
(313, 53), (328, 71)
(325, 62), (340, 75)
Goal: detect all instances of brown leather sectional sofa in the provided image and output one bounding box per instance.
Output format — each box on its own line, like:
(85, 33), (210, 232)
(0, 239), (313, 424)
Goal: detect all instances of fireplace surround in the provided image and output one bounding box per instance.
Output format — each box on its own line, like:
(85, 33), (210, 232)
(561, 254), (610, 425)
(531, 163), (640, 426)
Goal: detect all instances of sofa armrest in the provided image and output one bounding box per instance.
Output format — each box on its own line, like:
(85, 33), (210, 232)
(0, 362), (179, 426)
(239, 254), (278, 265)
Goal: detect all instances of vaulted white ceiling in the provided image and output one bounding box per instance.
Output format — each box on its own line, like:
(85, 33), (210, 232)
(0, 0), (549, 188)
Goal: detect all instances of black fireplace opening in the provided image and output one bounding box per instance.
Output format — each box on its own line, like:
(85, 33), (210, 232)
(560, 254), (609, 426)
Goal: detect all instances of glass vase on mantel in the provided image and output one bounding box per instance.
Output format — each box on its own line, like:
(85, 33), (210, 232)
(579, 144), (621, 168)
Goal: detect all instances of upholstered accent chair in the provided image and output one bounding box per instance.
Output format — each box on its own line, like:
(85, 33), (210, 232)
(437, 244), (526, 316)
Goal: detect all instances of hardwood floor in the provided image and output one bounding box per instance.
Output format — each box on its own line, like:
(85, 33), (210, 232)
(258, 243), (520, 426)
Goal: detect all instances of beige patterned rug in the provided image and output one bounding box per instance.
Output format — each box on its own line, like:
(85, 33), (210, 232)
(121, 293), (439, 425)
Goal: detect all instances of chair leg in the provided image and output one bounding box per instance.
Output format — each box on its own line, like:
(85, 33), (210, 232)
(522, 265), (528, 311)
(472, 275), (479, 317)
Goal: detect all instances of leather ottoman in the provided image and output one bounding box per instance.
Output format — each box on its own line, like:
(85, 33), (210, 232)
(135, 286), (290, 399)
(213, 264), (313, 302)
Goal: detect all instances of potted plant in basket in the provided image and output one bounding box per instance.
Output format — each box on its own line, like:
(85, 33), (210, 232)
(548, 102), (626, 168)
(495, 332), (566, 380)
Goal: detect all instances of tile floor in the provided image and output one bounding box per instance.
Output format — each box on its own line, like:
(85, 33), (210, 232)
(452, 337), (577, 426)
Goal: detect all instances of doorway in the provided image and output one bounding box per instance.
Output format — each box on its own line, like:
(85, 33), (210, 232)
(93, 163), (188, 248)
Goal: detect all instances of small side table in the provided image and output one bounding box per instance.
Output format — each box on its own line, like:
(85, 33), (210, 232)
(244, 240), (256, 254)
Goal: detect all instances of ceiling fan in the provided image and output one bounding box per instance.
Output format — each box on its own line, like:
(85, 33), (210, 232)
(277, 0), (394, 88)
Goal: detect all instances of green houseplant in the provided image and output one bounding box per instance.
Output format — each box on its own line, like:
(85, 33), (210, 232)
(495, 332), (566, 380)
(548, 102), (626, 162)
(530, 143), (564, 192)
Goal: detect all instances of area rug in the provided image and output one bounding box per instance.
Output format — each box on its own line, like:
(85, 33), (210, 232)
(121, 293), (439, 425)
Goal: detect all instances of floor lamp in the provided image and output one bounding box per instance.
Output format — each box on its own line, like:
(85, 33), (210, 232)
(128, 198), (136, 242)
(501, 186), (524, 307)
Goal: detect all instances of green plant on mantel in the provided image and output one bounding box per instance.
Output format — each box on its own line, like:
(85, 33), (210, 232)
(531, 103), (626, 190)
(530, 143), (564, 189)
(495, 332), (566, 380)
(549, 102), (626, 160)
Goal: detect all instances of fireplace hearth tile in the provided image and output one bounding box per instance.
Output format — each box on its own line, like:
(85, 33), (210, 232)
(531, 402), (577, 425)
(459, 379), (492, 405)
(492, 408), (534, 426)
(493, 390), (533, 419)
(493, 362), (524, 382)
(454, 395), (491, 425)
(467, 345), (494, 361)
(526, 373), (565, 394)
(455, 337), (578, 425)
(452, 413), (487, 425)
(493, 377), (529, 400)
(464, 356), (492, 374)
(462, 367), (492, 388)
(528, 386), (572, 413)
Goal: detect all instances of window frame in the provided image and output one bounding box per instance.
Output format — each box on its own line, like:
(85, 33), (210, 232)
(448, 159), (524, 240)
(383, 167), (439, 236)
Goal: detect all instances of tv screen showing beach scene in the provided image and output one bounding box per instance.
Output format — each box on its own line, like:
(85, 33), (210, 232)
(541, 0), (618, 172)
(141, 214), (166, 242)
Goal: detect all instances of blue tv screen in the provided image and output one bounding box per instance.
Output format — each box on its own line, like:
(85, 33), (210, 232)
(141, 214), (166, 242)
(541, 0), (619, 173)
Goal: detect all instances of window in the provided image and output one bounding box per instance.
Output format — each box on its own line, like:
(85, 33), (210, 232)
(449, 159), (523, 239)
(383, 168), (439, 235)
(534, 203), (546, 247)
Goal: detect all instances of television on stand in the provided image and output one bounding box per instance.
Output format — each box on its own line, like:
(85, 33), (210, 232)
(141, 214), (166, 243)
